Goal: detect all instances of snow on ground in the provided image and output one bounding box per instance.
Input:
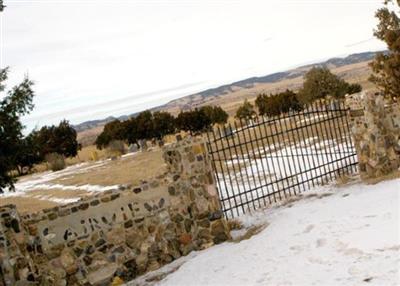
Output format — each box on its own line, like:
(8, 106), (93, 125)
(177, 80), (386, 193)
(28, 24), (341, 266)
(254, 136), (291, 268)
(130, 178), (400, 286)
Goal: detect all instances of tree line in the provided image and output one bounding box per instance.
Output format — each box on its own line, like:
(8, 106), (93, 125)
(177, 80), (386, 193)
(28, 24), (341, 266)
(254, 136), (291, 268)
(95, 105), (228, 149)
(235, 67), (363, 120)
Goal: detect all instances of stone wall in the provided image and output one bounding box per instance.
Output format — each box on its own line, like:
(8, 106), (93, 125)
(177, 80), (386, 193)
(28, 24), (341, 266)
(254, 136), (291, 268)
(0, 137), (230, 286)
(347, 92), (400, 179)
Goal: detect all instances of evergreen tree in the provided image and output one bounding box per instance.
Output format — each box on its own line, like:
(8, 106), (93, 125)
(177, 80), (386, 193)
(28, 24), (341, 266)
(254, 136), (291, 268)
(256, 90), (302, 117)
(298, 67), (361, 104)
(176, 109), (212, 134)
(33, 120), (80, 158)
(121, 118), (139, 146)
(14, 133), (42, 175)
(95, 120), (125, 149)
(200, 105), (229, 125)
(152, 111), (176, 140)
(235, 99), (256, 120)
(0, 68), (35, 191)
(369, 0), (400, 101)
(135, 110), (155, 140)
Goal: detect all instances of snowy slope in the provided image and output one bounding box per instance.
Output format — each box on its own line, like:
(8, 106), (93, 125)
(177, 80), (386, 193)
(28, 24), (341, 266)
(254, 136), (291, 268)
(130, 178), (400, 286)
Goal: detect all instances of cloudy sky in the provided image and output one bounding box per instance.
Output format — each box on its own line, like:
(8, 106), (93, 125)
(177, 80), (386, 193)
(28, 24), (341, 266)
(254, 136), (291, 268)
(0, 0), (386, 130)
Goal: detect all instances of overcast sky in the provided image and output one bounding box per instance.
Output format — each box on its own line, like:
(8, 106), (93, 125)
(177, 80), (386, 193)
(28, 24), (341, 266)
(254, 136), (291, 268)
(0, 0), (386, 130)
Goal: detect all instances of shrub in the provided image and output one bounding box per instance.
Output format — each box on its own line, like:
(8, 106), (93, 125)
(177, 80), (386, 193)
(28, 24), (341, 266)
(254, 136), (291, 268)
(347, 83), (362, 95)
(45, 153), (66, 171)
(106, 140), (126, 158)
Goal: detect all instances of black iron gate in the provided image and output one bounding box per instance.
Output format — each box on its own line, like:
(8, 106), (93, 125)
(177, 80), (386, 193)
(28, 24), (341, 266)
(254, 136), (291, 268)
(206, 100), (358, 218)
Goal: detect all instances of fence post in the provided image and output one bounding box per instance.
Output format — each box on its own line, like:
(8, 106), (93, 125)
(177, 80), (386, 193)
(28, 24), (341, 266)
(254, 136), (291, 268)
(346, 92), (400, 180)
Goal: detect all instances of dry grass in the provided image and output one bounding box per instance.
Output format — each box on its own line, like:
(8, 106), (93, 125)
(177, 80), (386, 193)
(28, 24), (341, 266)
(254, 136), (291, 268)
(50, 148), (165, 186)
(66, 145), (108, 165)
(227, 219), (244, 231)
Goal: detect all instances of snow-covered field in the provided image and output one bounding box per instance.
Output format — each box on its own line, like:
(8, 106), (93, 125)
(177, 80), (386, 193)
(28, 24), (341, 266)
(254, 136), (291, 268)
(130, 178), (400, 286)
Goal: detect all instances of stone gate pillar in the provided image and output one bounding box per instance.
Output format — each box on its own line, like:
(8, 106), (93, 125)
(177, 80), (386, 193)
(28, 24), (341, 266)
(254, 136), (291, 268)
(347, 92), (400, 180)
(163, 136), (231, 247)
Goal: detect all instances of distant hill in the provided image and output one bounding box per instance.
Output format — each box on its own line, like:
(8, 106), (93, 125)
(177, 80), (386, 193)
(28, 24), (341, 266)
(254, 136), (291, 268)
(74, 51), (381, 133)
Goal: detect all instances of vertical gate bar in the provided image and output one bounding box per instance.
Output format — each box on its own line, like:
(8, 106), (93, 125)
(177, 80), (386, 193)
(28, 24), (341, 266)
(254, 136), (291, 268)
(238, 118), (259, 211)
(215, 125), (239, 218)
(315, 101), (334, 182)
(209, 127), (231, 218)
(334, 101), (348, 173)
(251, 116), (274, 205)
(319, 101), (335, 182)
(336, 100), (354, 172)
(288, 108), (312, 192)
(309, 101), (330, 184)
(324, 100), (341, 182)
(316, 101), (333, 184)
(211, 127), (233, 218)
(259, 117), (281, 203)
(205, 129), (228, 217)
(281, 111), (302, 195)
(325, 100), (340, 179)
(329, 100), (346, 178)
(343, 101), (358, 173)
(247, 119), (269, 206)
(228, 122), (250, 214)
(243, 117), (267, 208)
(232, 120), (255, 212)
(297, 103), (318, 188)
(219, 123), (246, 217)
(272, 115), (291, 200)
(307, 101), (323, 184)
(276, 112), (296, 197)
(338, 100), (357, 174)
(271, 116), (290, 199)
